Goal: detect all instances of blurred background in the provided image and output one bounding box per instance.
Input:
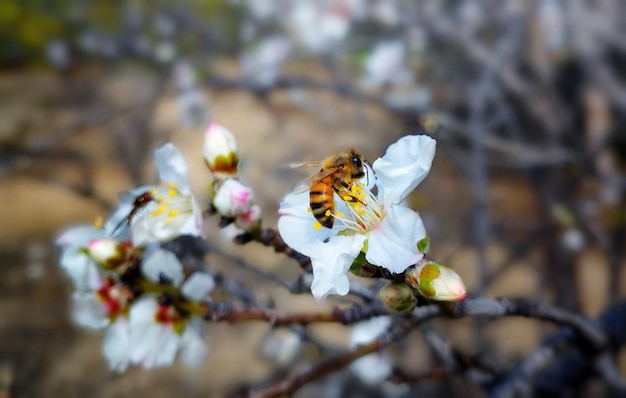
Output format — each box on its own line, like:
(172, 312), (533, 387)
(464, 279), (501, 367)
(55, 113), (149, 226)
(1, 0), (625, 396)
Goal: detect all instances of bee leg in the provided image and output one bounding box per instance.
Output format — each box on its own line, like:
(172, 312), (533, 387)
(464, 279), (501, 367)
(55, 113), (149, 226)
(337, 180), (351, 189)
(332, 185), (365, 205)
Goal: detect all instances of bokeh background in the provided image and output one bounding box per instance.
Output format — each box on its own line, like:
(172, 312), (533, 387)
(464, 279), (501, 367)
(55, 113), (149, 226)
(1, 1), (625, 396)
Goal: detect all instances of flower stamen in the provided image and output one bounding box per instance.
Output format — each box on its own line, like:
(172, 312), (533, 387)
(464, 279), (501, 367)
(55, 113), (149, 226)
(332, 182), (384, 232)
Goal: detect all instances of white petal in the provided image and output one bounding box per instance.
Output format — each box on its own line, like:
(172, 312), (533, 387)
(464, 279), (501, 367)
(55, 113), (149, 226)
(372, 135), (436, 205)
(135, 326), (179, 369)
(129, 297), (179, 368)
(181, 272), (215, 301)
(59, 248), (102, 291)
(177, 196), (204, 237)
(305, 234), (366, 300)
(103, 318), (131, 373)
(56, 225), (107, 290)
(179, 320), (209, 367)
(277, 191), (336, 256)
(155, 143), (191, 193)
(366, 206), (426, 274)
(71, 291), (108, 330)
(141, 249), (184, 286)
(56, 225), (106, 247)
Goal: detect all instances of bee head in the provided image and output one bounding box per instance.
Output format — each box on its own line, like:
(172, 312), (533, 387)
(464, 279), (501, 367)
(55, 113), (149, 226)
(350, 151), (363, 170)
(134, 191), (153, 206)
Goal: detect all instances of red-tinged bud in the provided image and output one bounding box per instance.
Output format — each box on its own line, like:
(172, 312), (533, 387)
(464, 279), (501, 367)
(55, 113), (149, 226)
(405, 259), (466, 302)
(87, 239), (129, 269)
(235, 204), (262, 231)
(203, 122), (239, 178)
(212, 179), (255, 218)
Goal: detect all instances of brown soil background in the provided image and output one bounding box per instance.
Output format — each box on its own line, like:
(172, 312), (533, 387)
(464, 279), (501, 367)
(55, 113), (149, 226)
(0, 66), (623, 397)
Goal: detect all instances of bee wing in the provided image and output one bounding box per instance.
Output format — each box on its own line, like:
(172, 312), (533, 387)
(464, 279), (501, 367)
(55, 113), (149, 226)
(292, 167), (342, 194)
(289, 160), (322, 169)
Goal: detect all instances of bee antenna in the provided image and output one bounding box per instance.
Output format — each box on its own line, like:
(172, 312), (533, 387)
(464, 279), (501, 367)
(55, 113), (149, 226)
(364, 160), (372, 187)
(110, 217), (126, 237)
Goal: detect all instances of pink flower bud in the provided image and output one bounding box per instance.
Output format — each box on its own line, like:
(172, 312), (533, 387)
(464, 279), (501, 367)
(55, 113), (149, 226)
(87, 239), (128, 269)
(203, 122), (239, 178)
(212, 179), (255, 218)
(405, 259), (466, 302)
(235, 204), (262, 231)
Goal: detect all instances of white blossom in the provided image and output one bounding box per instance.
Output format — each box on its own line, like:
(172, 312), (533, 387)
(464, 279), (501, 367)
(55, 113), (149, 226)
(125, 143), (203, 246)
(278, 135), (435, 300)
(349, 316), (392, 384)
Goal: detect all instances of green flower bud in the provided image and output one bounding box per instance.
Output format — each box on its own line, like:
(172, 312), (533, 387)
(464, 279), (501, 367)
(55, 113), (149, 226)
(379, 282), (417, 314)
(406, 259), (466, 302)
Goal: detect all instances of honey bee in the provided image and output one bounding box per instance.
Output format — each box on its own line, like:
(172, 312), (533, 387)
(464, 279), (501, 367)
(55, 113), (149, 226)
(291, 150), (366, 228)
(111, 191), (154, 235)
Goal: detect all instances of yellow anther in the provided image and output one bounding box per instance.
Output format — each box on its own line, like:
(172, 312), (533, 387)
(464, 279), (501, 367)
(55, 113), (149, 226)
(325, 209), (331, 217)
(313, 221), (322, 231)
(93, 215), (104, 229)
(150, 189), (158, 196)
(152, 204), (168, 216)
(167, 209), (180, 219)
(336, 211), (344, 217)
(342, 195), (352, 202)
(307, 207), (312, 213)
(168, 189), (177, 197)
(168, 182), (177, 189)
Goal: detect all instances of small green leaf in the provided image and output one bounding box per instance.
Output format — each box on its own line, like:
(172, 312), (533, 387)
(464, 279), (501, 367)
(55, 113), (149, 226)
(349, 251), (368, 273)
(417, 235), (430, 253)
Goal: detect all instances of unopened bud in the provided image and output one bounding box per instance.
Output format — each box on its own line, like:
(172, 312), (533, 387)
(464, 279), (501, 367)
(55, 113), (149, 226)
(212, 179), (255, 218)
(378, 282), (416, 314)
(235, 204), (262, 231)
(405, 259), (466, 302)
(87, 239), (129, 269)
(203, 122), (239, 178)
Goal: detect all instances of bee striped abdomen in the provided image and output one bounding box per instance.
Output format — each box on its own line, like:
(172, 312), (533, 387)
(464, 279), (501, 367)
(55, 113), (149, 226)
(310, 182), (335, 228)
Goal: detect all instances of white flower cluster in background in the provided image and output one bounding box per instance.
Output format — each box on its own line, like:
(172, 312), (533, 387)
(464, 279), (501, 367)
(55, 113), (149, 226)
(57, 142), (214, 371)
(55, 121), (270, 372)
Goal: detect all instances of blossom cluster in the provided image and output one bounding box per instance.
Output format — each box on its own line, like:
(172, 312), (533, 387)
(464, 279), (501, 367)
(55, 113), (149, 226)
(57, 143), (213, 371)
(55, 120), (466, 379)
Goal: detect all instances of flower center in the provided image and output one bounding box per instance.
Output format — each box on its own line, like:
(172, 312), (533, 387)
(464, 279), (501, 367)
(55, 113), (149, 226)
(97, 278), (128, 319)
(333, 183), (384, 232)
(149, 184), (193, 223)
